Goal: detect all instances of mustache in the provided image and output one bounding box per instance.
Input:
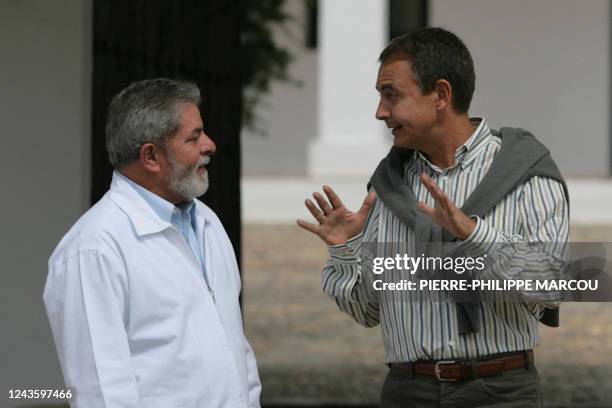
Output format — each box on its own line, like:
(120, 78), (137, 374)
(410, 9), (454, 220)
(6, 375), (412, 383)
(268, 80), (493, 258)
(197, 156), (211, 167)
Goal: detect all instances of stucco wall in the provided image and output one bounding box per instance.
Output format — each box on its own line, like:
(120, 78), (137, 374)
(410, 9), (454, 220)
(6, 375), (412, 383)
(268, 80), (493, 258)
(431, 0), (610, 176)
(244, 0), (610, 177)
(0, 1), (91, 405)
(242, 0), (318, 176)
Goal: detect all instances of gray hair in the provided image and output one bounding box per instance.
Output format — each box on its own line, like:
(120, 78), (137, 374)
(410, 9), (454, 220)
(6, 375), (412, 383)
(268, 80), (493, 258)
(105, 78), (201, 169)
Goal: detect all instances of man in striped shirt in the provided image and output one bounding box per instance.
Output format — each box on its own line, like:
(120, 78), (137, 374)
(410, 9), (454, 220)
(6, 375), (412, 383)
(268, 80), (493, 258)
(298, 28), (568, 407)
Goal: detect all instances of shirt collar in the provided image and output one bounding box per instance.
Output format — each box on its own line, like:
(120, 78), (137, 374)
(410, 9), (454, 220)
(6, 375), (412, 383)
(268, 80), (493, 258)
(414, 117), (491, 172)
(108, 171), (205, 236)
(117, 171), (177, 224)
(460, 117), (491, 168)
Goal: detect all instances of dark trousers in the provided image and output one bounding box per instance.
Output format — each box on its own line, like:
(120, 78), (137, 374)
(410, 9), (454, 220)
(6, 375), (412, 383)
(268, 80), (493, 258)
(381, 364), (542, 408)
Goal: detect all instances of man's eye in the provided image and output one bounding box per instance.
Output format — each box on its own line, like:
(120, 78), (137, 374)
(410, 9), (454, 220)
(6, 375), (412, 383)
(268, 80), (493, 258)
(383, 92), (397, 101)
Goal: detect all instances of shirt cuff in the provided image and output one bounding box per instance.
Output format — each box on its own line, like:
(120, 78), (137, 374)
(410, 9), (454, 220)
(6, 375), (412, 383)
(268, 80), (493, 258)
(328, 232), (364, 263)
(460, 216), (505, 257)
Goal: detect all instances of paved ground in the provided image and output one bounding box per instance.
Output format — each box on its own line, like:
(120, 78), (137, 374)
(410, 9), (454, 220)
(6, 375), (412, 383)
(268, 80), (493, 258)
(243, 224), (612, 407)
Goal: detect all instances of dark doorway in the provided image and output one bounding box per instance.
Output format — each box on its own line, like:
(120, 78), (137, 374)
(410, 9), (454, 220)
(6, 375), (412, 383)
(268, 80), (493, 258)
(91, 0), (243, 265)
(389, 0), (428, 40)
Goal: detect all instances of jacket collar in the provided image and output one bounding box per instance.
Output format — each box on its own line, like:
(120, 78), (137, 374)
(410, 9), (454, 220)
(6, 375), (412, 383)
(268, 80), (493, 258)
(107, 171), (208, 237)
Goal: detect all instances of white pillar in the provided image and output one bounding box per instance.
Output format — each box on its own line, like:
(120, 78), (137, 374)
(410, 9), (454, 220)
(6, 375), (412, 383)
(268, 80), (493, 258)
(309, 0), (390, 178)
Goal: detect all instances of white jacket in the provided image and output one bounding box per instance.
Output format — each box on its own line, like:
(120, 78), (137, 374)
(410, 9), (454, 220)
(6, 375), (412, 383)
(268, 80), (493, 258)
(44, 172), (261, 408)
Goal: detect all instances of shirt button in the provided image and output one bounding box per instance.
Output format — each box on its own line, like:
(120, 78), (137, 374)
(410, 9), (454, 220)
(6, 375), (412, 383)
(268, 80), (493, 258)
(449, 340), (455, 347)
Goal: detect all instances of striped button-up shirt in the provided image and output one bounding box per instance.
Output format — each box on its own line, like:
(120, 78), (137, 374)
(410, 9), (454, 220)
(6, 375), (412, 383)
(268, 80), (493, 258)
(322, 118), (569, 363)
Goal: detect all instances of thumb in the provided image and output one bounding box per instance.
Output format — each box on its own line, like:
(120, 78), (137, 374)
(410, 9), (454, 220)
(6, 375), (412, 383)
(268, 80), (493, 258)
(417, 201), (435, 218)
(358, 191), (377, 216)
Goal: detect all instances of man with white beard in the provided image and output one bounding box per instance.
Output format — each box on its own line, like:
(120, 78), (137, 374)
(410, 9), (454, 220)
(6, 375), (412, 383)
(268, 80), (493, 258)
(44, 79), (261, 408)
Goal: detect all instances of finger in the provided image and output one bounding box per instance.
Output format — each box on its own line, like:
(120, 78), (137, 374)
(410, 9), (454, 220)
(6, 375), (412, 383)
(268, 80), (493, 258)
(420, 173), (450, 210)
(313, 192), (333, 215)
(305, 199), (325, 223)
(431, 183), (454, 211)
(296, 219), (321, 235)
(440, 193), (454, 211)
(420, 173), (441, 198)
(322, 185), (344, 210)
(357, 191), (377, 217)
(417, 201), (436, 218)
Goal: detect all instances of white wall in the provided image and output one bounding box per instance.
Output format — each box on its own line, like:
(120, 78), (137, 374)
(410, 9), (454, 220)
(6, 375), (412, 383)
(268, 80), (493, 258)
(0, 0), (91, 405)
(431, 0), (610, 176)
(244, 1), (610, 177)
(241, 0), (318, 176)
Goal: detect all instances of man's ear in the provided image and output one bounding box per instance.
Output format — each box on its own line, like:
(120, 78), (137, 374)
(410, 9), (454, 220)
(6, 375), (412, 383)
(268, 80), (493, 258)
(140, 143), (162, 173)
(434, 79), (452, 111)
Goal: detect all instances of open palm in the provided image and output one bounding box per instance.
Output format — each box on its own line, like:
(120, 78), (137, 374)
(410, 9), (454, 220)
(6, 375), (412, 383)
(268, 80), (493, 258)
(297, 185), (377, 245)
(417, 173), (476, 240)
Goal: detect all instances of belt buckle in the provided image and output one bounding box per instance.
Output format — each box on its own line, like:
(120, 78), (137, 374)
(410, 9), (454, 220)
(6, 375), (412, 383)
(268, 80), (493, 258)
(434, 360), (457, 381)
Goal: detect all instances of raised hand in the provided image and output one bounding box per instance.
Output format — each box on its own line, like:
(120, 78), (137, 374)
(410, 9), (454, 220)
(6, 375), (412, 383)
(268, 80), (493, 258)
(297, 185), (377, 245)
(417, 173), (476, 240)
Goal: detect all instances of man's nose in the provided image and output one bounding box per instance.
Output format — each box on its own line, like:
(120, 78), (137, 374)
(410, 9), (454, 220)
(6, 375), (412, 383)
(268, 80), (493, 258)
(375, 100), (389, 121)
(200, 133), (217, 155)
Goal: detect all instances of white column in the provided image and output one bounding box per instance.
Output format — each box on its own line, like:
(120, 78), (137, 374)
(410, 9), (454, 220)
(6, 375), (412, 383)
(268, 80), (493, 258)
(309, 0), (390, 178)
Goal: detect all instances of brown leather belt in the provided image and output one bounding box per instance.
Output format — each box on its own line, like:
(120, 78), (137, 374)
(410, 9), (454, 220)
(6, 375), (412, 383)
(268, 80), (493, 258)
(390, 350), (533, 381)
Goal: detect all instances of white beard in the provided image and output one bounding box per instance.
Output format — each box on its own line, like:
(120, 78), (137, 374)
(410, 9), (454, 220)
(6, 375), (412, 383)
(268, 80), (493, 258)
(167, 153), (209, 200)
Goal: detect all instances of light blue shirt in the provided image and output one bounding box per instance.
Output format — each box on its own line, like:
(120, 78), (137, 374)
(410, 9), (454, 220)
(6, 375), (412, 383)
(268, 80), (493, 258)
(117, 172), (210, 288)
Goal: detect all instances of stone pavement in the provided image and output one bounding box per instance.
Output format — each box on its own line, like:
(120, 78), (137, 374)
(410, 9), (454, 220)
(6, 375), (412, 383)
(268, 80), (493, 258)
(243, 224), (612, 407)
